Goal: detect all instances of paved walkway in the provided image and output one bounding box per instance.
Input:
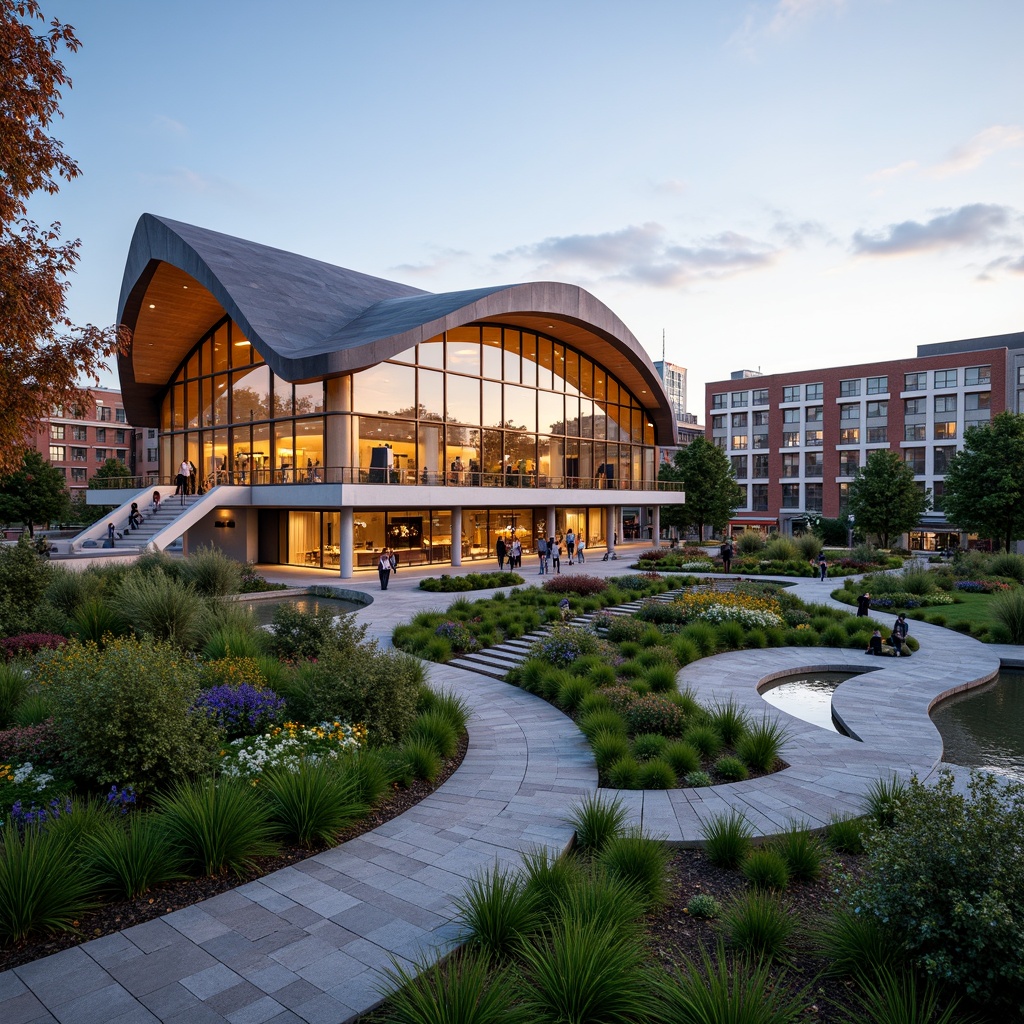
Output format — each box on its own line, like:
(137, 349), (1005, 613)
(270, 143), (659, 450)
(0, 554), (1011, 1022)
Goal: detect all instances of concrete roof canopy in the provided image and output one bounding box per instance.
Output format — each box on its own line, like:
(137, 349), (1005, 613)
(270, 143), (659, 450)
(117, 214), (677, 442)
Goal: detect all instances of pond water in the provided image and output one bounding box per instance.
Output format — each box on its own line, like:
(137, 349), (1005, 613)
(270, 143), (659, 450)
(760, 671), (864, 734)
(931, 671), (1024, 782)
(239, 594), (366, 626)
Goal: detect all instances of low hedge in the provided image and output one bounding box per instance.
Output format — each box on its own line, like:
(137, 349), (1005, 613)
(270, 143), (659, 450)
(418, 572), (524, 592)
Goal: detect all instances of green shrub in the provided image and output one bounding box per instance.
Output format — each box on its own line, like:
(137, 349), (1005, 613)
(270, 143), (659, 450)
(0, 663), (29, 729)
(36, 637), (218, 790)
(178, 544), (242, 596)
(851, 770), (1024, 1009)
(557, 675), (594, 715)
(270, 604), (367, 661)
(796, 534), (822, 561)
(764, 536), (799, 561)
(681, 622), (718, 657)
(155, 777), (277, 876)
(714, 755), (749, 782)
(722, 890), (795, 958)
(813, 909), (907, 979)
(989, 552), (1024, 582)
(992, 587), (1024, 644)
(406, 711), (460, 759)
(863, 774), (909, 829)
(672, 636), (701, 666)
(709, 698), (749, 745)
(260, 760), (368, 846)
(663, 740), (701, 776)
(735, 530), (765, 555)
(631, 732), (668, 760)
(567, 794), (627, 857)
(736, 714), (788, 772)
(596, 830), (670, 909)
(201, 622), (268, 661)
(607, 755), (640, 788)
(0, 538), (53, 638)
(715, 621), (746, 650)
(0, 821), (96, 944)
(772, 824), (823, 882)
(70, 596), (129, 646)
(579, 709), (627, 741)
(742, 847), (791, 890)
(683, 723), (722, 758)
(642, 664), (678, 695)
(111, 571), (209, 649)
(624, 694), (685, 737)
(636, 758), (677, 789)
(685, 892), (721, 919)
(591, 729), (631, 773)
(701, 810), (753, 869)
(825, 813), (866, 854)
(87, 815), (184, 899)
(401, 740), (442, 782)
(684, 770), (711, 787)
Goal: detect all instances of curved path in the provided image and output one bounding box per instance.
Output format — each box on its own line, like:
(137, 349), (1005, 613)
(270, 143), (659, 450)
(0, 560), (1009, 1023)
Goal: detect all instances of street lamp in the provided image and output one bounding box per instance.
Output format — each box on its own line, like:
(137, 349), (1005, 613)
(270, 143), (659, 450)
(847, 514), (855, 549)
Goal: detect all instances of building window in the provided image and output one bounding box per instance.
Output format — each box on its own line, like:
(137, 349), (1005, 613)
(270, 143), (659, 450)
(147, 428), (157, 440)
(839, 451), (859, 476)
(732, 412), (748, 428)
(805, 483), (823, 511)
(50, 424), (65, 440)
(115, 429), (127, 444)
(839, 482), (850, 510)
(934, 421), (957, 440)
(731, 434), (748, 450)
(866, 400), (888, 419)
(783, 408), (800, 424)
(49, 445), (65, 462)
(752, 410), (769, 427)
(95, 448), (108, 461)
(805, 383), (823, 400)
(840, 403), (859, 421)
(751, 484), (769, 511)
(115, 408), (127, 423)
(71, 468), (86, 483)
(805, 430), (823, 447)
(839, 379), (860, 397)
(805, 405), (823, 423)
(805, 452), (823, 477)
(904, 448), (925, 474)
(839, 427), (860, 444)
(934, 394), (957, 414)
(752, 433), (769, 449)
(731, 455), (748, 479)
(731, 391), (748, 408)
(98, 406), (112, 422)
(934, 369), (958, 389)
(782, 430), (800, 447)
(72, 425), (87, 441)
(932, 480), (945, 511)
(782, 386), (800, 403)
(867, 426), (888, 443)
(933, 445), (956, 474)
(866, 376), (888, 394)
(904, 398), (926, 416)
(116, 450), (128, 462)
(782, 453), (799, 478)
(146, 447), (159, 462)
(782, 483), (800, 508)
(95, 428), (106, 442)
(904, 423), (926, 441)
(965, 365), (990, 386)
(965, 392), (990, 411)
(752, 454), (769, 478)
(712, 393), (727, 410)
(71, 447), (87, 461)
(752, 388), (769, 406)
(904, 372), (927, 391)
(711, 415), (725, 430)
(714, 437), (727, 450)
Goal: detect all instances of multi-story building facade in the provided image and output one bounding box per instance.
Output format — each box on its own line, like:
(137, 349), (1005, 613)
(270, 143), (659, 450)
(705, 337), (1017, 549)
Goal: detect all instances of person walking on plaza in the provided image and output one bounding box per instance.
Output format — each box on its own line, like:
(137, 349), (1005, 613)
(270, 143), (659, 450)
(377, 550), (392, 590)
(577, 536), (586, 563)
(496, 536), (507, 571)
(891, 613), (909, 656)
(511, 537), (522, 569)
(720, 538), (733, 572)
(856, 592), (872, 617)
(537, 535), (548, 574)
(817, 551), (828, 581)
(565, 528), (576, 565)
(551, 537), (561, 574)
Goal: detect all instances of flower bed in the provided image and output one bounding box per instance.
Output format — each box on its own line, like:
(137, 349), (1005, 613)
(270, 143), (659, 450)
(218, 720), (367, 779)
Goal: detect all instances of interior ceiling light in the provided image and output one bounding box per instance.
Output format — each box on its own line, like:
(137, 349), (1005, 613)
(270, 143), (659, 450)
(148, 303), (156, 309)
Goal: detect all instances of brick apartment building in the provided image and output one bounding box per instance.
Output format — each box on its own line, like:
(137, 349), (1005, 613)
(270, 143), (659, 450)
(33, 388), (160, 499)
(705, 330), (1024, 551)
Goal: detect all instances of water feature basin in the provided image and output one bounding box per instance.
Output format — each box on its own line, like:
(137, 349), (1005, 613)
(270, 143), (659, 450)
(760, 670), (866, 734)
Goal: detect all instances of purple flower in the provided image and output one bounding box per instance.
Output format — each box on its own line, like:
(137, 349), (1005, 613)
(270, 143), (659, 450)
(194, 684), (286, 740)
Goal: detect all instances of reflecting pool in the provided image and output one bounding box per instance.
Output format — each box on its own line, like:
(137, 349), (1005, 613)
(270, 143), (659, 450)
(239, 594), (366, 626)
(760, 671), (864, 734)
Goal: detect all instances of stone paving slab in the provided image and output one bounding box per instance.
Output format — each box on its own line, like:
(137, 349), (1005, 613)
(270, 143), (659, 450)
(0, 560), (1013, 1021)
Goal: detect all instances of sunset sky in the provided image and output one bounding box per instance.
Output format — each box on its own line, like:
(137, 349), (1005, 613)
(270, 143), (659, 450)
(27, 0), (1024, 410)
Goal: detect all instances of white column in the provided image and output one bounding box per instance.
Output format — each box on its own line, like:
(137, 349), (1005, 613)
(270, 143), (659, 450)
(451, 506), (462, 566)
(339, 506), (353, 579)
(606, 504), (617, 554)
(546, 505), (556, 544)
(652, 506), (661, 547)
(326, 376), (352, 482)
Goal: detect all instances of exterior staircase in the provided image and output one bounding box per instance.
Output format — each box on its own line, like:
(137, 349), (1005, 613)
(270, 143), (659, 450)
(70, 491), (217, 554)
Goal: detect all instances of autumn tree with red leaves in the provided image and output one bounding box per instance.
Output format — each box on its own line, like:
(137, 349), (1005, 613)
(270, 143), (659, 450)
(0, 1), (123, 476)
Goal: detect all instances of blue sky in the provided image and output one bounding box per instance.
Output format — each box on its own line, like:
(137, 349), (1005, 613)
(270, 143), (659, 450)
(28, 0), (1024, 409)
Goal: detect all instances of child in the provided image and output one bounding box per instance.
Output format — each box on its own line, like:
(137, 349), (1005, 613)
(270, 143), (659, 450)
(558, 597), (571, 621)
(152, 490), (161, 513)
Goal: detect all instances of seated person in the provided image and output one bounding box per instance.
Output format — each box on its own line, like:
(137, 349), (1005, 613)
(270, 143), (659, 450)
(865, 628), (895, 656)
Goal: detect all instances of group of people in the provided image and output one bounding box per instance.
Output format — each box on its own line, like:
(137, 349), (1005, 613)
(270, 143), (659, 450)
(376, 547), (400, 590)
(495, 536), (523, 570)
(495, 530), (585, 573)
(175, 459), (198, 497)
(861, 593), (912, 656)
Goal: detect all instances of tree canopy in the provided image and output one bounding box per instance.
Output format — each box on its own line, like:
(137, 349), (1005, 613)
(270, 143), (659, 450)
(0, 1), (121, 476)
(89, 457), (133, 488)
(943, 412), (1024, 552)
(848, 448), (931, 549)
(659, 437), (742, 541)
(0, 447), (70, 535)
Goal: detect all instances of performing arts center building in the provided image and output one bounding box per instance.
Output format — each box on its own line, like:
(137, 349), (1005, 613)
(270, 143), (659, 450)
(110, 215), (681, 577)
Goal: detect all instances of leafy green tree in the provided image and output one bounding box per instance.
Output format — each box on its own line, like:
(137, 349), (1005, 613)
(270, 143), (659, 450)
(0, 448), (70, 535)
(943, 412), (1024, 553)
(88, 457), (133, 489)
(848, 449), (930, 549)
(659, 437), (742, 541)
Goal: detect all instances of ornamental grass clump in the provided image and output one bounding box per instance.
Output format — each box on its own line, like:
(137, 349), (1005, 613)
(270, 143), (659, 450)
(741, 847), (791, 890)
(87, 814), (184, 899)
(259, 760), (369, 846)
(700, 810), (753, 869)
(567, 794), (628, 857)
(596, 830), (670, 909)
(178, 544), (243, 596)
(454, 862), (540, 961)
(722, 890), (795, 958)
(111, 571), (209, 649)
(736, 714), (788, 772)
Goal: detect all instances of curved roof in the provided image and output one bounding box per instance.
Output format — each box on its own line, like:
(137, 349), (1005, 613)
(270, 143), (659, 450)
(118, 214), (677, 442)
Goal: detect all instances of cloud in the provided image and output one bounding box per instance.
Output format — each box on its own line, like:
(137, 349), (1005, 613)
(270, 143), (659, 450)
(866, 160), (918, 182)
(497, 222), (779, 289)
(138, 166), (241, 197)
(770, 215), (835, 248)
(931, 125), (1024, 178)
(391, 248), (471, 277)
(851, 203), (1020, 256)
(979, 253), (1024, 280)
(152, 114), (187, 137)
(731, 0), (846, 51)
(651, 178), (688, 195)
